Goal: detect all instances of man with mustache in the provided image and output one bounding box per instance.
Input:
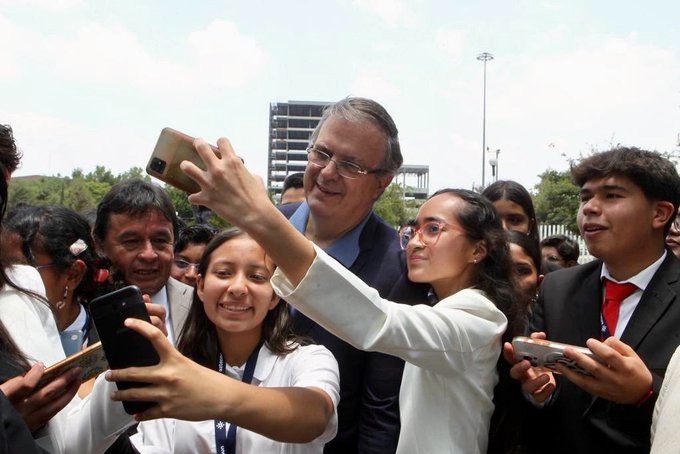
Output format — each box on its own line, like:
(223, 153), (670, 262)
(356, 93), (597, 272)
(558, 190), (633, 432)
(94, 179), (192, 345)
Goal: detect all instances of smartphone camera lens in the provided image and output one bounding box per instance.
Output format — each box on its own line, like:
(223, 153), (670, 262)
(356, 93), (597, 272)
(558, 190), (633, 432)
(150, 157), (167, 174)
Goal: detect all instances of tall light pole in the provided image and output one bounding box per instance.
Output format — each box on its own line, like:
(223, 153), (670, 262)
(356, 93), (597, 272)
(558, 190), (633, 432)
(477, 52), (494, 188)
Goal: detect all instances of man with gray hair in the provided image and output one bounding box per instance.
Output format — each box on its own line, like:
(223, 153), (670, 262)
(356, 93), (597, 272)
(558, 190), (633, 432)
(279, 97), (427, 454)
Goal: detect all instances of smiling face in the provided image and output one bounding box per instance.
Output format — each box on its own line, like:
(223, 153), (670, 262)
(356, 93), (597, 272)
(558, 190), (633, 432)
(304, 116), (393, 232)
(577, 174), (671, 275)
(101, 209), (174, 295)
(196, 236), (279, 339)
(404, 193), (483, 299)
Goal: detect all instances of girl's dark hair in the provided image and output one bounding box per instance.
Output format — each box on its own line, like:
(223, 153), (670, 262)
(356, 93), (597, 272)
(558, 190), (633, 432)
(482, 180), (540, 244)
(0, 129), (32, 372)
(177, 228), (300, 368)
(24, 205), (106, 306)
(506, 229), (542, 277)
(431, 188), (524, 341)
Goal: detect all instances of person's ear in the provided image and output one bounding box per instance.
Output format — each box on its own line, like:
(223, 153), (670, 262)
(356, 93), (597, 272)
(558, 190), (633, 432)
(67, 259), (87, 288)
(537, 274), (545, 286)
(471, 240), (488, 263)
(268, 293), (281, 311)
(372, 173), (394, 200)
(653, 201), (674, 230)
(196, 274), (205, 300)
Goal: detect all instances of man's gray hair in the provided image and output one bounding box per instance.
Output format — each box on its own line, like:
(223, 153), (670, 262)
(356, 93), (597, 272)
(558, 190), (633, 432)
(309, 97), (403, 174)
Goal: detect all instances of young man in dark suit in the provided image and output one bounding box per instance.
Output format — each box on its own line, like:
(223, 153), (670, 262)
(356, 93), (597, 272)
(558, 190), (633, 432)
(505, 147), (680, 453)
(279, 97), (427, 454)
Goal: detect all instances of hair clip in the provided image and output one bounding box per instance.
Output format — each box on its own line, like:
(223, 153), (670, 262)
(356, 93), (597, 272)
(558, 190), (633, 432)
(69, 239), (88, 256)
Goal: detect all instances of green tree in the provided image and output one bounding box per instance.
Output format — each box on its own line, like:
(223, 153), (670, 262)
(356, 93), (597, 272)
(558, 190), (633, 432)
(533, 169), (580, 233)
(374, 183), (424, 228)
(118, 167), (148, 182)
(166, 186), (194, 223)
(65, 178), (96, 211)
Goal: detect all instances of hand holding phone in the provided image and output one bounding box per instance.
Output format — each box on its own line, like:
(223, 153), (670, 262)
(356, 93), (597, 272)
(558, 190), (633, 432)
(512, 336), (604, 376)
(35, 342), (108, 390)
(146, 127), (221, 194)
(1, 363), (81, 431)
(90, 285), (160, 414)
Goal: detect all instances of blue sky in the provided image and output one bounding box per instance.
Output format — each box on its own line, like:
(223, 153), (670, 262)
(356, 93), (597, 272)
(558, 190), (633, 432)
(2, 0), (679, 194)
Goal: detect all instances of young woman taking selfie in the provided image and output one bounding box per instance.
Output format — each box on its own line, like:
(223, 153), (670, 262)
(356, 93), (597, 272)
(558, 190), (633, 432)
(107, 138), (522, 454)
(130, 228), (340, 454)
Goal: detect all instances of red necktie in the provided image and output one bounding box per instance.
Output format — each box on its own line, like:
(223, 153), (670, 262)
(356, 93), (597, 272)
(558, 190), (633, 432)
(602, 279), (638, 337)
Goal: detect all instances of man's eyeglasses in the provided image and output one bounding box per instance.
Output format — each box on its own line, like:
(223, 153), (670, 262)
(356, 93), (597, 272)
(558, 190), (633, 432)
(399, 221), (462, 250)
(306, 147), (384, 179)
(173, 259), (199, 270)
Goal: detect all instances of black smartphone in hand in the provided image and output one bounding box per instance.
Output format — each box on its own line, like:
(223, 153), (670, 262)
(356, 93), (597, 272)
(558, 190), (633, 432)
(90, 285), (160, 414)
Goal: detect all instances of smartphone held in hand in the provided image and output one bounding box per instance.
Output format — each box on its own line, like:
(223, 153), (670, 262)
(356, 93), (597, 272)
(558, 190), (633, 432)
(146, 127), (220, 194)
(35, 342), (108, 390)
(512, 336), (604, 376)
(90, 285), (160, 414)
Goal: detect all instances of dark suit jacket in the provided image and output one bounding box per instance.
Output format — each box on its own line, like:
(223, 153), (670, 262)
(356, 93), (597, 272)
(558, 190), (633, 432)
(279, 203), (428, 454)
(526, 253), (680, 454)
(0, 392), (48, 454)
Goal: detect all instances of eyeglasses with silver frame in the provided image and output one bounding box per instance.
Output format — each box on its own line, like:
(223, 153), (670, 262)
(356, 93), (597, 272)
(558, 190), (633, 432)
(306, 146), (384, 179)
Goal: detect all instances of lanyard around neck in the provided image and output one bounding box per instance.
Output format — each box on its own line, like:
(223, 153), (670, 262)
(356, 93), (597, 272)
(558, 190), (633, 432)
(214, 343), (262, 454)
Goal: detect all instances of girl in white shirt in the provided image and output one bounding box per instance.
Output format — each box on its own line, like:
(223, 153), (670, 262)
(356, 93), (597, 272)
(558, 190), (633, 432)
(130, 228), (339, 454)
(108, 137), (523, 453)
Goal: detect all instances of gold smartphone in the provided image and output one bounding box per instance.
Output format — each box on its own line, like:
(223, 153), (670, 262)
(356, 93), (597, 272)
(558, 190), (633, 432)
(146, 127), (221, 194)
(36, 341), (108, 389)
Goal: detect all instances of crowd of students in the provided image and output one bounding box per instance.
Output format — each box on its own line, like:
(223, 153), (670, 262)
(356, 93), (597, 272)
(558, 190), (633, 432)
(2, 95), (680, 454)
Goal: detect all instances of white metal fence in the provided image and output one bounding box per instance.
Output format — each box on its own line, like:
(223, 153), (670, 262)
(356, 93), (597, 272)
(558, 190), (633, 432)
(539, 224), (594, 264)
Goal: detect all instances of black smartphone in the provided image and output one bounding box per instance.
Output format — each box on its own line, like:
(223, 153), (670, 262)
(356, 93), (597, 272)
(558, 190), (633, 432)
(89, 285), (160, 414)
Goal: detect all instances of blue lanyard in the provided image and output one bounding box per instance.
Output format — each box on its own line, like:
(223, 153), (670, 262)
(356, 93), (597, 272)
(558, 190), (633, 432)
(214, 344), (262, 454)
(599, 312), (612, 340)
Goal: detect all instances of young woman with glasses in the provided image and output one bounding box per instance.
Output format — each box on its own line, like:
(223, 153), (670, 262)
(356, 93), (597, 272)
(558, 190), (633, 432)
(107, 138), (523, 454)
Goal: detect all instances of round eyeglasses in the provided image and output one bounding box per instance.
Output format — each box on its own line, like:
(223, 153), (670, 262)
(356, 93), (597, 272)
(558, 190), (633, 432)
(306, 147), (384, 179)
(399, 221), (462, 250)
(173, 258), (200, 270)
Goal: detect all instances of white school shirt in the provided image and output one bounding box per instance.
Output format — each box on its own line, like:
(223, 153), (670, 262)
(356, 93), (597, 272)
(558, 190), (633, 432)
(0, 265), (132, 453)
(150, 285), (175, 344)
(132, 342), (340, 454)
(271, 246), (508, 454)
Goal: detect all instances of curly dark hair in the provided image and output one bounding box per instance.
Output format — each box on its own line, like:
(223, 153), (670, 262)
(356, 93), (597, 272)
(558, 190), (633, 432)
(571, 146), (680, 236)
(177, 228), (301, 368)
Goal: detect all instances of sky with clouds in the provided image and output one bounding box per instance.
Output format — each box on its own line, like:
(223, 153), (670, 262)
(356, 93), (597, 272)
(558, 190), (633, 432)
(2, 0), (679, 194)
